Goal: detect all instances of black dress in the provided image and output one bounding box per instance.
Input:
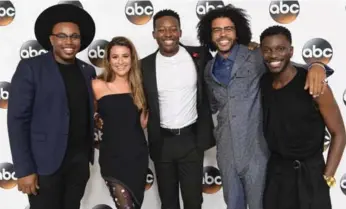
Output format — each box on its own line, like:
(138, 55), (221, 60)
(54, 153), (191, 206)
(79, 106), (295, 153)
(261, 67), (331, 209)
(97, 93), (149, 207)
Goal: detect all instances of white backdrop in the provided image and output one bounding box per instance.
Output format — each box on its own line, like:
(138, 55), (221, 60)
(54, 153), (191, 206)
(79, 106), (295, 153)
(0, 0), (346, 209)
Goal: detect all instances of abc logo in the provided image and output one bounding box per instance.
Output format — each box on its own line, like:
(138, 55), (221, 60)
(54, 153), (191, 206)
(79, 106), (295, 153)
(340, 173), (346, 195)
(145, 168), (154, 190)
(302, 38), (333, 65)
(0, 162), (17, 189)
(92, 204), (112, 209)
(58, 0), (83, 9)
(20, 40), (47, 59)
(88, 39), (109, 68)
(0, 1), (15, 26)
(125, 0), (154, 25)
(202, 166), (222, 194)
(324, 128), (331, 152)
(0, 81), (10, 109)
(196, 0), (224, 20)
(269, 0), (300, 24)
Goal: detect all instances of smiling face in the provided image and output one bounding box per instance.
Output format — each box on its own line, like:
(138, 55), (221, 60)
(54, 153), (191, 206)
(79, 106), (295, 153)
(108, 45), (132, 78)
(49, 22), (81, 64)
(152, 15), (181, 57)
(211, 17), (237, 55)
(261, 34), (293, 74)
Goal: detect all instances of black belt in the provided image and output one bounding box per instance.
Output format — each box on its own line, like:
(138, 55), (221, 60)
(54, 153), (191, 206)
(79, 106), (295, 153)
(160, 123), (196, 136)
(270, 152), (324, 209)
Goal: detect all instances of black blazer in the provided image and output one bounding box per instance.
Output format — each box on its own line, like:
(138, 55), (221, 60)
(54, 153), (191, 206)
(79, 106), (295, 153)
(140, 44), (215, 161)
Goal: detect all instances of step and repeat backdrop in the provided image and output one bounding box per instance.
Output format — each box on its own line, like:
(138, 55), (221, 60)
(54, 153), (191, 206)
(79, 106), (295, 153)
(0, 0), (346, 208)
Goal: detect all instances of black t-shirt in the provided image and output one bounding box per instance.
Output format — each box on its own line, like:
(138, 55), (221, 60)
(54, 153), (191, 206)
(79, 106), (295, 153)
(57, 62), (90, 154)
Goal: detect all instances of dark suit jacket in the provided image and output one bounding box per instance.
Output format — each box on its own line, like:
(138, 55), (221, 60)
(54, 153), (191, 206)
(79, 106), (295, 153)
(140, 44), (215, 161)
(7, 52), (96, 178)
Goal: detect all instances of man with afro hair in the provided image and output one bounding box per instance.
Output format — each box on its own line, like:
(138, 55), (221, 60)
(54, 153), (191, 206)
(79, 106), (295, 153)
(196, 4), (333, 209)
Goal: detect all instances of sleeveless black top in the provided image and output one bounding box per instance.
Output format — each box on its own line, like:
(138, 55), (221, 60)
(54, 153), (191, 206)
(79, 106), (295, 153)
(261, 67), (325, 159)
(260, 68), (331, 209)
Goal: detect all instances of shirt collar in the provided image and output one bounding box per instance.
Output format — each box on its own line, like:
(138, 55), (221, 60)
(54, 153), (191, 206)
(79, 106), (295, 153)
(215, 43), (239, 63)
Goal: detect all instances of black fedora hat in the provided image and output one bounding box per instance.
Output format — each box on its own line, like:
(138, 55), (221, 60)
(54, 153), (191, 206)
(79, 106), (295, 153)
(34, 4), (95, 51)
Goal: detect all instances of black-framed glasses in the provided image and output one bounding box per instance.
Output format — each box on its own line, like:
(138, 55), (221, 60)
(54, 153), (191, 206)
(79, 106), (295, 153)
(212, 26), (235, 35)
(51, 33), (81, 41)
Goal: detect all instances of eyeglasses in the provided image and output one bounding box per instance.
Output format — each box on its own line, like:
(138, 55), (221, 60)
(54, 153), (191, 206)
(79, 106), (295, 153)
(51, 33), (81, 41)
(212, 26), (235, 35)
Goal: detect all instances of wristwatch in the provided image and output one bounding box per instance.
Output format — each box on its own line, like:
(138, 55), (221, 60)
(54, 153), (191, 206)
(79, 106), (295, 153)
(323, 175), (336, 187)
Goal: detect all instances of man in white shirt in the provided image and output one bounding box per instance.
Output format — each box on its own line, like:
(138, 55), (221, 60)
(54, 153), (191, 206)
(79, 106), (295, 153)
(141, 9), (215, 209)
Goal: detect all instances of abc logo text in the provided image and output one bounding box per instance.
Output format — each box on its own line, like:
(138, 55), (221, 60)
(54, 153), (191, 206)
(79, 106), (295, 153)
(125, 0), (154, 25)
(0, 1), (15, 26)
(145, 168), (154, 190)
(269, 0), (300, 24)
(196, 0), (224, 20)
(20, 40), (47, 59)
(203, 166), (222, 194)
(88, 39), (109, 68)
(0, 162), (17, 189)
(302, 38), (333, 64)
(0, 81), (10, 109)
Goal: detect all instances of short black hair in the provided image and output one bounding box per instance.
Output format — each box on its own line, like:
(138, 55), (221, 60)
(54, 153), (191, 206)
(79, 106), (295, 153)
(153, 9), (180, 29)
(260, 25), (292, 45)
(197, 4), (252, 51)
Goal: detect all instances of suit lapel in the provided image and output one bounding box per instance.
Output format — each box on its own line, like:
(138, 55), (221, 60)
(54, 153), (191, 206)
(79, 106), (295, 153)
(77, 60), (94, 114)
(146, 50), (161, 117)
(207, 57), (221, 85)
(45, 52), (68, 107)
(229, 44), (251, 81)
(77, 59), (93, 97)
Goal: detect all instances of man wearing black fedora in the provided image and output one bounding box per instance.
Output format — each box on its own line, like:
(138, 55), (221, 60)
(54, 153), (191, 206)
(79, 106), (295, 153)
(7, 4), (96, 209)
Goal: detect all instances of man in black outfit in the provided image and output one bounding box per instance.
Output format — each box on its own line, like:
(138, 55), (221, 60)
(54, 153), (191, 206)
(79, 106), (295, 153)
(7, 4), (96, 209)
(260, 25), (346, 209)
(141, 9), (215, 209)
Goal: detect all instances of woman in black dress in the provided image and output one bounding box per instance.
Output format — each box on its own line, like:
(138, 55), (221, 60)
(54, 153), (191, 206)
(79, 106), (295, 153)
(259, 26), (346, 209)
(92, 36), (148, 209)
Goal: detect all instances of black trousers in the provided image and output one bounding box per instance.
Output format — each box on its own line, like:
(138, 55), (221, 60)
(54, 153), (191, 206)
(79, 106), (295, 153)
(28, 150), (90, 209)
(263, 153), (332, 209)
(155, 124), (204, 209)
